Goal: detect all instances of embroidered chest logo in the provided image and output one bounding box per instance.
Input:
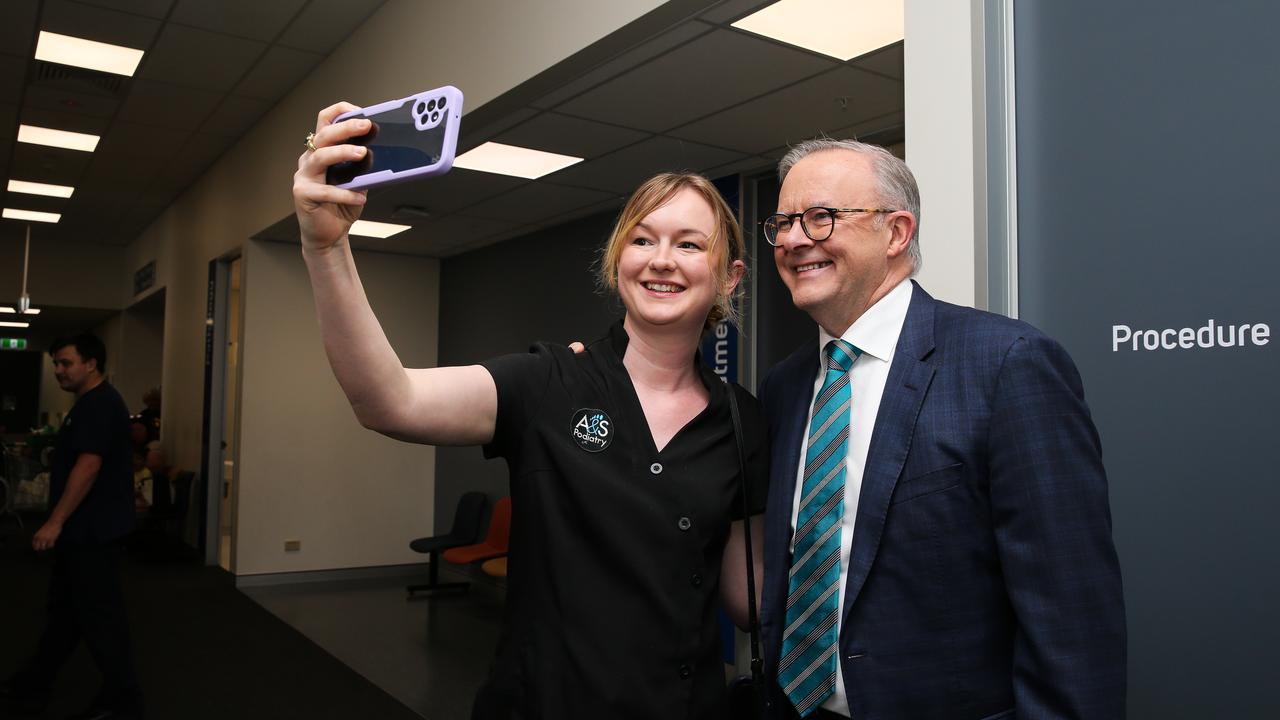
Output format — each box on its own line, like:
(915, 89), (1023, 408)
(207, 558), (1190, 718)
(570, 408), (613, 453)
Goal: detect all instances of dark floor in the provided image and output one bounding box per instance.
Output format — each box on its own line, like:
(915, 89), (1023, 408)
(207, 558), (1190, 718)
(0, 515), (496, 719)
(243, 566), (506, 720)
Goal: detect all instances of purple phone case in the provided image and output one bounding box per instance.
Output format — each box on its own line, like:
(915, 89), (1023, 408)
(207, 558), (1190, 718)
(330, 85), (464, 190)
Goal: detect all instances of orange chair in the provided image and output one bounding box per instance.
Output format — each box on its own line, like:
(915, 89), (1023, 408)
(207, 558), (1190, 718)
(480, 557), (508, 578)
(443, 496), (510, 567)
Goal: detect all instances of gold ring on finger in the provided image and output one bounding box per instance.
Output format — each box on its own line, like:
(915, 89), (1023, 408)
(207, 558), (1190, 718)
(304, 132), (318, 152)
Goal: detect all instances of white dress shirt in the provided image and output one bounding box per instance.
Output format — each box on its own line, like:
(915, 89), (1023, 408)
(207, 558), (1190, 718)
(789, 278), (914, 717)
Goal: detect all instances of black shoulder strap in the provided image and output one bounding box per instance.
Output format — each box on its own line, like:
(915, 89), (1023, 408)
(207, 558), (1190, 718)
(726, 382), (765, 688)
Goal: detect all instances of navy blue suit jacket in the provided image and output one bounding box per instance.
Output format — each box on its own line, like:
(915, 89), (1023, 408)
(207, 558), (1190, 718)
(758, 283), (1126, 720)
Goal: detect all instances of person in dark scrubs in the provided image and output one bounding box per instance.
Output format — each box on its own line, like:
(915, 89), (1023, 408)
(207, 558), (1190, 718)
(293, 102), (768, 719)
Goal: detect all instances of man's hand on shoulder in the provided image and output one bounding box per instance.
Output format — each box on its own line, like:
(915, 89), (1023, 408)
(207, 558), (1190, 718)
(32, 520), (62, 551)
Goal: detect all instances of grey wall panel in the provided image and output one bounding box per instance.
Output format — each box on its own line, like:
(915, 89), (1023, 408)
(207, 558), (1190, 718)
(1014, 1), (1279, 715)
(434, 212), (622, 533)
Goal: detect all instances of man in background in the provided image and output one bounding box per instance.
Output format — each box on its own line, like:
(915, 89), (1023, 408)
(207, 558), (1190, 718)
(1, 334), (144, 719)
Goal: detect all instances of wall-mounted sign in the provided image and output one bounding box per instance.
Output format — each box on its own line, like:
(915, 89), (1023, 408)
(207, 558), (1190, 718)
(134, 260), (156, 296)
(0, 338), (27, 350)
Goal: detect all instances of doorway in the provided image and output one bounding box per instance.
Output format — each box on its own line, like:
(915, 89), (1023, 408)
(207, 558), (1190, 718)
(202, 256), (242, 570)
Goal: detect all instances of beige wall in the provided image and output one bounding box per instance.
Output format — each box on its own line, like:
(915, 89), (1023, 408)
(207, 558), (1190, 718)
(233, 239), (439, 575)
(0, 238), (126, 310)
(904, 0), (982, 308)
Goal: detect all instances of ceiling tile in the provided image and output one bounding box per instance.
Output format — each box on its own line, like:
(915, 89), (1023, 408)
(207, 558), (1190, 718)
(699, 0), (775, 25)
(494, 112), (650, 160)
(41, 0), (162, 50)
(90, 122), (189, 167)
(116, 79), (222, 129)
(550, 136), (744, 194)
(232, 45), (322, 101)
(349, 213), (522, 258)
(20, 105), (110, 135)
(531, 21), (713, 110)
(71, 1), (177, 19)
(9, 135), (94, 183)
(0, 104), (16, 169)
(365, 167), (527, 218)
(198, 95), (271, 138)
(0, 55), (24, 104)
(138, 24), (266, 93)
(668, 67), (903, 154)
(156, 131), (232, 184)
(24, 84), (122, 120)
(277, 0), (387, 55)
(460, 107), (540, 150)
(0, 0), (38, 59)
(170, 0), (308, 42)
(852, 41), (903, 80)
(557, 29), (837, 133)
(459, 182), (616, 225)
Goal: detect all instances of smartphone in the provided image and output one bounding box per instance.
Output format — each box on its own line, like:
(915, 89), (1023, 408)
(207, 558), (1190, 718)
(325, 85), (464, 189)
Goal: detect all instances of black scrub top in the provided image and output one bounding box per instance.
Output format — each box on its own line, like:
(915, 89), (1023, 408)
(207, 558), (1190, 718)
(49, 381), (134, 545)
(477, 321), (768, 720)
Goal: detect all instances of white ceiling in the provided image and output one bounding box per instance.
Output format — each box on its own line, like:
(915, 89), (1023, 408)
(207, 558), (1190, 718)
(2, 0), (904, 259)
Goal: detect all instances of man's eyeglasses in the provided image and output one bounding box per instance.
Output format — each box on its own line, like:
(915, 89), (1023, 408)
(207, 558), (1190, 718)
(762, 207), (897, 246)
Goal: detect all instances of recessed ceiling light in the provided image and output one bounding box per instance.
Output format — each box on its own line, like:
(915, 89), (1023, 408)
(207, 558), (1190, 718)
(0, 307), (35, 314)
(732, 0), (904, 61)
(452, 142), (583, 179)
(349, 220), (411, 238)
(23, 308), (41, 315)
(0, 307), (14, 313)
(35, 31), (145, 77)
(8, 179), (75, 198)
(0, 321), (31, 329)
(18, 124), (100, 152)
(3, 208), (62, 223)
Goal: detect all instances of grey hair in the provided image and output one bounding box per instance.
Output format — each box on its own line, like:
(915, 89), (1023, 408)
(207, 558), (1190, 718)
(778, 138), (922, 274)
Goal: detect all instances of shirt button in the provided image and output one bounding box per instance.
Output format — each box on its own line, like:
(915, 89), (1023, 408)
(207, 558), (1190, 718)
(677, 516), (692, 531)
(691, 573), (703, 587)
(650, 462), (663, 475)
(678, 664), (692, 679)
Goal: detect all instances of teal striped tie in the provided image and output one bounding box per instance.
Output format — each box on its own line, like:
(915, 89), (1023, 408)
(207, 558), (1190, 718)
(779, 339), (860, 717)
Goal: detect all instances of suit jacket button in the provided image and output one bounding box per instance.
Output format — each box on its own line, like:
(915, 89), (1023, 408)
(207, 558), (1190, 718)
(650, 462), (663, 475)
(677, 516), (692, 531)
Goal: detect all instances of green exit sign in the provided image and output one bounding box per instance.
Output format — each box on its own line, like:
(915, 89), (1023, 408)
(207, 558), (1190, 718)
(1, 338), (27, 350)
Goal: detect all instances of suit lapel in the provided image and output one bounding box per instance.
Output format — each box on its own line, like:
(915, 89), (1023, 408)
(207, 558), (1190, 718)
(841, 283), (937, 623)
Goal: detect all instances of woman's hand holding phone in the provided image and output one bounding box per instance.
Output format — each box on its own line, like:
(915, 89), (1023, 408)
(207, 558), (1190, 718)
(292, 102), (371, 254)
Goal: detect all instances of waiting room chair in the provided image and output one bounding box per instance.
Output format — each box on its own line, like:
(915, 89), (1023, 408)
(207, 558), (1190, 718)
(406, 491), (487, 597)
(442, 496), (511, 570)
(480, 557), (508, 578)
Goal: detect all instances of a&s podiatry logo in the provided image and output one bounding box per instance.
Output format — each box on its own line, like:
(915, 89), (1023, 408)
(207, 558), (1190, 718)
(570, 408), (613, 453)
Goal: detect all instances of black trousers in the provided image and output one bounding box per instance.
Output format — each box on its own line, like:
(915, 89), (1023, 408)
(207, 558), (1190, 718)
(16, 540), (141, 708)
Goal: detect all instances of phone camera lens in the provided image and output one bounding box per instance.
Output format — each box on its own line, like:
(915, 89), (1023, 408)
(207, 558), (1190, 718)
(431, 111), (440, 123)
(414, 100), (427, 116)
(427, 99), (437, 112)
(437, 96), (448, 109)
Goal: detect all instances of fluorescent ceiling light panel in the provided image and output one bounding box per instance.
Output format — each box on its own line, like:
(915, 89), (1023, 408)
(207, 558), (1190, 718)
(0, 321), (31, 328)
(8, 179), (75, 198)
(0, 307), (14, 313)
(35, 31), (145, 76)
(23, 308), (41, 315)
(3, 208), (62, 223)
(732, 0), (904, 61)
(348, 220), (411, 238)
(452, 142), (583, 179)
(18, 124), (100, 152)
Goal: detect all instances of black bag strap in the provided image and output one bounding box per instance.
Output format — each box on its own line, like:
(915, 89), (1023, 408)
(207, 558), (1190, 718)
(726, 382), (765, 690)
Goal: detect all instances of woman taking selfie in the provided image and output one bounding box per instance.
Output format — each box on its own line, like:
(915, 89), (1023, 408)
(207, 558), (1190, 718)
(293, 101), (767, 720)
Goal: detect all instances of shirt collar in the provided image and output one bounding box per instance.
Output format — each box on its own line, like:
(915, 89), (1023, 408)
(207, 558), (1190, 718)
(817, 278), (914, 363)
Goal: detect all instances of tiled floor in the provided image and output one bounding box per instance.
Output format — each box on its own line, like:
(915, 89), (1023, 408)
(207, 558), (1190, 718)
(244, 566), (505, 720)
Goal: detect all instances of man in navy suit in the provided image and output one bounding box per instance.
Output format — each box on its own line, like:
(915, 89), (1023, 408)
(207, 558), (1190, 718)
(757, 139), (1126, 719)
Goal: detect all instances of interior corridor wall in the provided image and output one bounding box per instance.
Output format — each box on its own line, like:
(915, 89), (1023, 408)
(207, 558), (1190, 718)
(234, 239), (439, 575)
(117, 0), (665, 572)
(0, 238), (126, 310)
(434, 211), (622, 532)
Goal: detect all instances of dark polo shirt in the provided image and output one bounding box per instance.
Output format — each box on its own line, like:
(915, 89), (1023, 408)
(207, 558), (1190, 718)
(476, 321), (768, 720)
(50, 381), (134, 545)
